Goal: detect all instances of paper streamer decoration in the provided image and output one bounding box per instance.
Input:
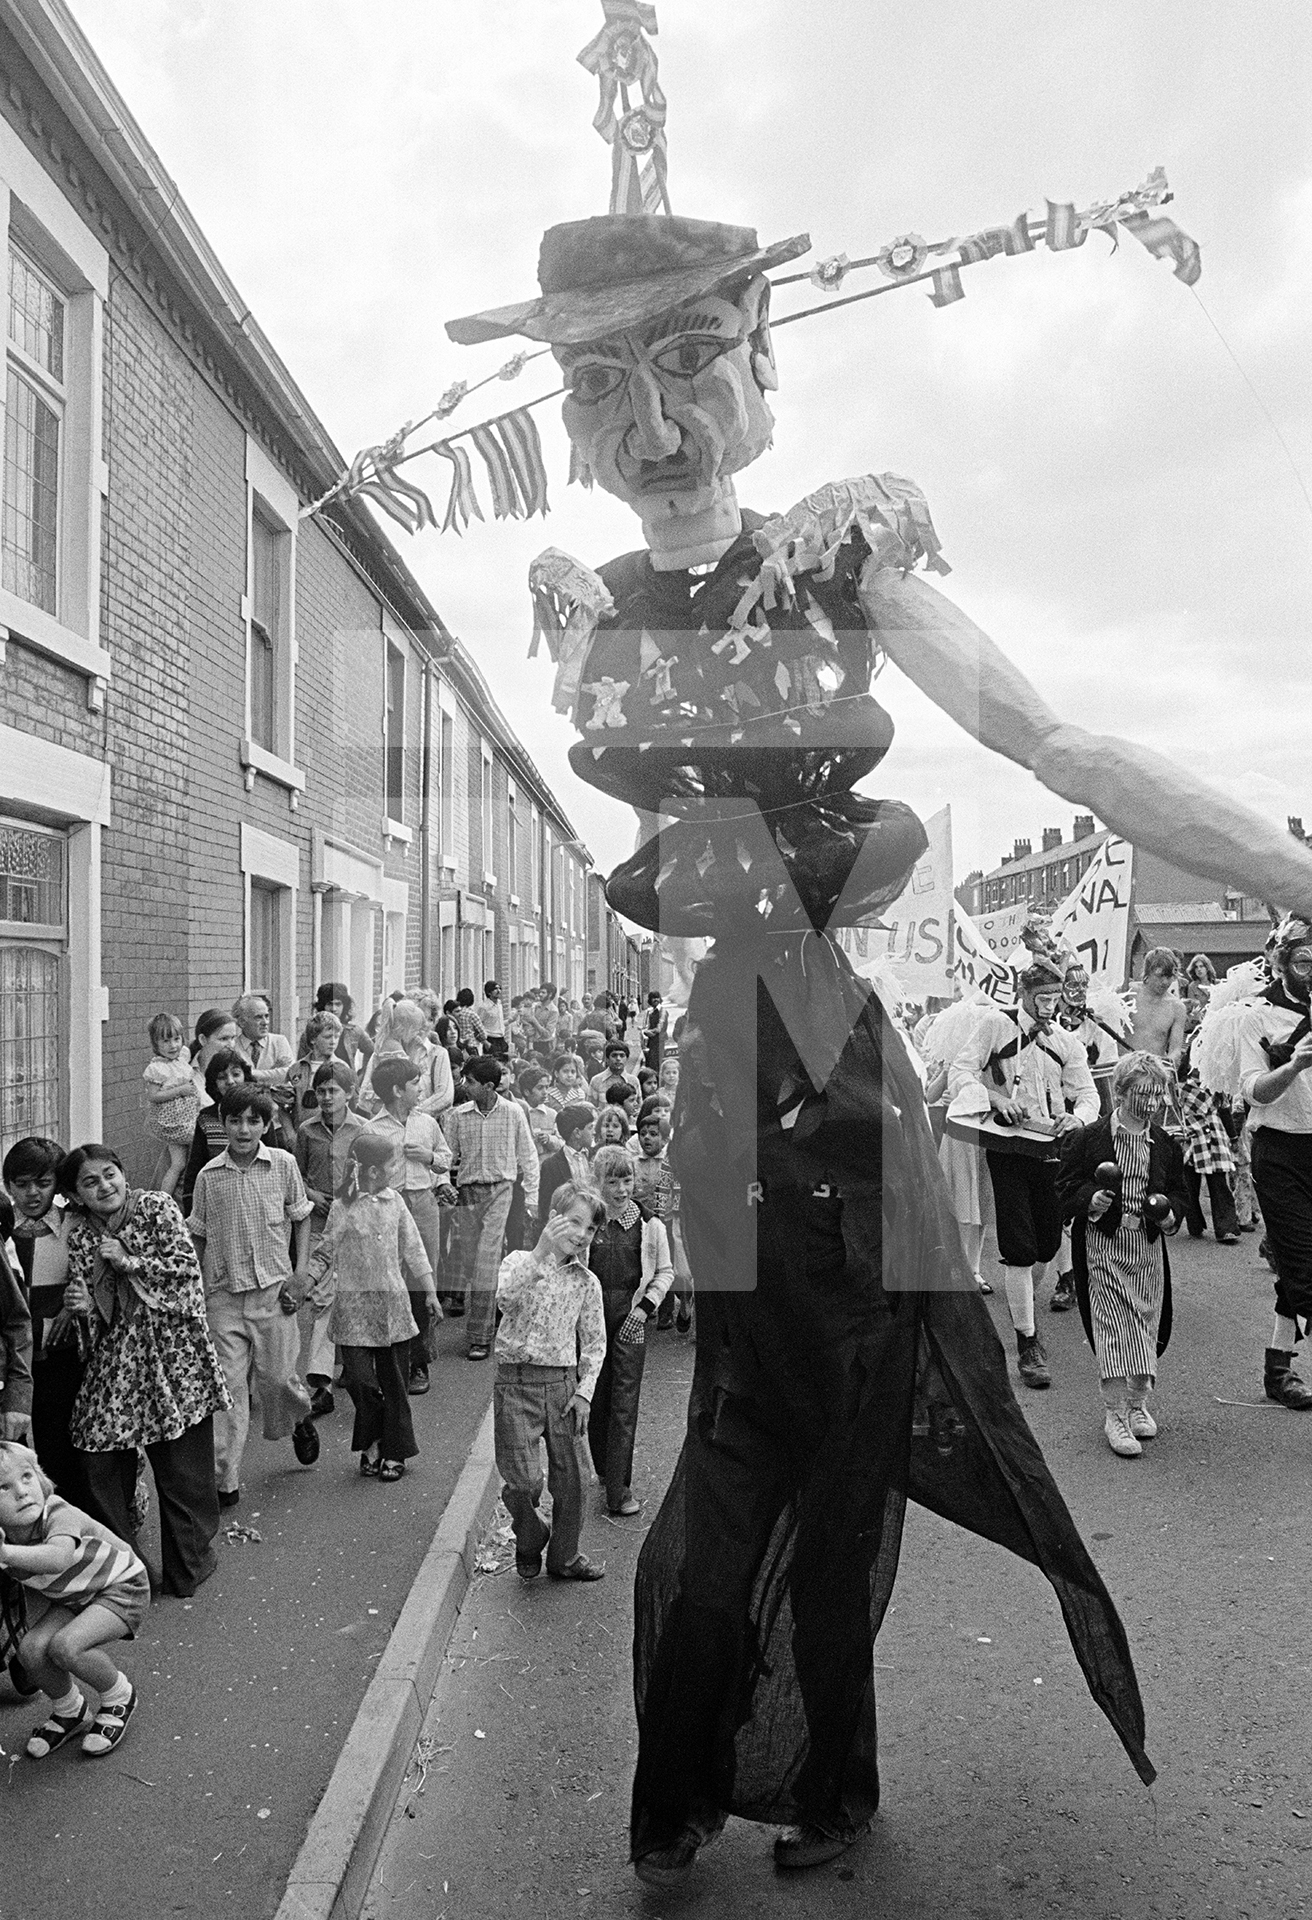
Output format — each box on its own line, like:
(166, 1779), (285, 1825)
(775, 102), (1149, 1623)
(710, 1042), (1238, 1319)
(578, 1), (671, 217)
(528, 547), (617, 715)
(929, 265), (965, 308)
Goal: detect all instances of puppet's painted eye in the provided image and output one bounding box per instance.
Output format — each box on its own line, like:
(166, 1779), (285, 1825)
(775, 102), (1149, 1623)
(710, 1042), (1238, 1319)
(651, 337), (725, 378)
(569, 363), (627, 402)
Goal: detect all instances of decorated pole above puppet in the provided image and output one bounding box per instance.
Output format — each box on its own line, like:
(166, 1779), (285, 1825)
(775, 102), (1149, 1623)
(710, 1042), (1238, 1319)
(577, 0), (673, 217)
(301, 1), (1201, 546)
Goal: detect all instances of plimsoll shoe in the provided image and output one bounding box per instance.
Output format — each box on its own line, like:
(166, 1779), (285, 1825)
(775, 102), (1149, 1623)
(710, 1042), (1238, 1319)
(1104, 1410), (1142, 1458)
(773, 1820), (872, 1871)
(1127, 1404), (1157, 1439)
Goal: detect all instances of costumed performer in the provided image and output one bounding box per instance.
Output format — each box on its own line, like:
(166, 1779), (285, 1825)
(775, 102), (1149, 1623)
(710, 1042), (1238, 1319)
(948, 959), (1099, 1387)
(1056, 1052), (1189, 1457)
(447, 208), (1312, 1888)
(1237, 915), (1312, 1410)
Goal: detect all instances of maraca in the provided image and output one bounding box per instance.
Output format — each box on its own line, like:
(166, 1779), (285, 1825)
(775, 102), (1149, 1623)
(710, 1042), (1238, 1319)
(1143, 1192), (1172, 1226)
(1094, 1161), (1122, 1190)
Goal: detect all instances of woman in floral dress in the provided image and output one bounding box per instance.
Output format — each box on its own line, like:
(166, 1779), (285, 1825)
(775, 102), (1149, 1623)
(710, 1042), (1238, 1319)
(58, 1144), (230, 1597)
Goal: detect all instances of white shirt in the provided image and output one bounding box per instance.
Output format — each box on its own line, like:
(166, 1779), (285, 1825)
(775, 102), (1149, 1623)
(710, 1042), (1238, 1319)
(1239, 991), (1312, 1134)
(949, 1005), (1099, 1126)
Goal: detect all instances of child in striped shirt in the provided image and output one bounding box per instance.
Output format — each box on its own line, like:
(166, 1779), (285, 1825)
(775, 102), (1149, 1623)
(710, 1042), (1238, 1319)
(0, 1441), (149, 1758)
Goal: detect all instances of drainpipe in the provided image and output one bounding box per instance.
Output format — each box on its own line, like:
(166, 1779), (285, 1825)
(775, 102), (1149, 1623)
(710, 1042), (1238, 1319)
(419, 661), (433, 987)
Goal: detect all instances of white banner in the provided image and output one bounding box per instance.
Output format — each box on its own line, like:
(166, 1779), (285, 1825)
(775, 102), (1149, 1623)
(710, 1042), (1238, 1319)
(952, 902), (1018, 1003)
(1048, 835), (1134, 985)
(840, 806), (953, 1000)
(970, 902), (1032, 969)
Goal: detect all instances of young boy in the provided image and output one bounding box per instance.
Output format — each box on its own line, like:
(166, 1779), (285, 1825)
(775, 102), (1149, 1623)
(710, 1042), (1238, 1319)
(2, 1138), (88, 1505)
(538, 1105), (596, 1218)
(188, 1086), (319, 1507)
(367, 1057), (455, 1395)
(606, 1082), (642, 1135)
(631, 1100), (692, 1333)
(294, 1061), (367, 1415)
(588, 1041), (640, 1110)
(494, 1185), (608, 1582)
(442, 1058), (539, 1361)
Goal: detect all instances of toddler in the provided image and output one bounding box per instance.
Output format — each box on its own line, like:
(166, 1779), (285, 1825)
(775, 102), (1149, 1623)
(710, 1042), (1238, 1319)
(0, 1441), (148, 1758)
(143, 1013), (200, 1197)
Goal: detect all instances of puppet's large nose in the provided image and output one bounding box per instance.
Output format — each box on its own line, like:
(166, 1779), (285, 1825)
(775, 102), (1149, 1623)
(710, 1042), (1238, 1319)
(625, 362), (681, 459)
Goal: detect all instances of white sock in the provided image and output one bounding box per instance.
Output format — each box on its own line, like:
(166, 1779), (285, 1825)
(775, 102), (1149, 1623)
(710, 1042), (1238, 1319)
(100, 1671), (132, 1709)
(1272, 1313), (1299, 1352)
(1002, 1266), (1035, 1337)
(50, 1685), (82, 1718)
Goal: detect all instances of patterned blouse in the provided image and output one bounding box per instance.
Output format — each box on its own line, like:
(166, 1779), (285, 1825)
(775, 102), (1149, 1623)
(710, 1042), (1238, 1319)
(319, 1190), (435, 1347)
(65, 1189), (231, 1451)
(494, 1250), (607, 1400)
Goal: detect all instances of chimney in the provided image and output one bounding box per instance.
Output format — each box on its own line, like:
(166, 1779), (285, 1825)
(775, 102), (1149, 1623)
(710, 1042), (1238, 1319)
(1072, 814), (1094, 841)
(1013, 838), (1032, 862)
(1042, 827), (1062, 852)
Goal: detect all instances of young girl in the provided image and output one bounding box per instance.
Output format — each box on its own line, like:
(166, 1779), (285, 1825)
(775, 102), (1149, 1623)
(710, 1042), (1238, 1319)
(594, 1104), (632, 1151)
(517, 1068), (562, 1159)
(317, 1135), (436, 1481)
(1057, 1053), (1191, 1458)
(0, 1440), (149, 1758)
(142, 1013), (200, 1197)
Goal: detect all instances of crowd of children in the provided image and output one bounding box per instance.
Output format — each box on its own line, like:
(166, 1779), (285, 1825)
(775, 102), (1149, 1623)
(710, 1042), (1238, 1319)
(0, 975), (686, 1761)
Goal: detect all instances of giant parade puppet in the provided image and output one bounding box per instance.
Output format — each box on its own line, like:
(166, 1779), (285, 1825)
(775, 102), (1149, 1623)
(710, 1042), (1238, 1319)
(325, 3), (1312, 1891)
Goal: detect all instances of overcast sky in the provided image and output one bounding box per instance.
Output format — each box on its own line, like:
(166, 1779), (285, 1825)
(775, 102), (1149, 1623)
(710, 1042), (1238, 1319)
(73, 0), (1312, 887)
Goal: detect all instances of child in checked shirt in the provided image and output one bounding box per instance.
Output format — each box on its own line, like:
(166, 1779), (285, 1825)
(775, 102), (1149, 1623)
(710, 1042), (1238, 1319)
(494, 1183), (607, 1584)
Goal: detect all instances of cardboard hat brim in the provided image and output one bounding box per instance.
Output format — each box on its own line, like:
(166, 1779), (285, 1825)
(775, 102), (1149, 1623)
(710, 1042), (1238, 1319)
(445, 232), (811, 348)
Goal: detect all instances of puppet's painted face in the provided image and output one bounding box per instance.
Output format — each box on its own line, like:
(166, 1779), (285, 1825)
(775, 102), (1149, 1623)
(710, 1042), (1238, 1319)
(1062, 968), (1089, 1012)
(556, 277), (776, 568)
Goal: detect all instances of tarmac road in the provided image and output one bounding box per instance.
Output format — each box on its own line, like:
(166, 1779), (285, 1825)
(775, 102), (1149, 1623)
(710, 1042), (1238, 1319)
(0, 1315), (493, 1920)
(364, 1229), (1312, 1920)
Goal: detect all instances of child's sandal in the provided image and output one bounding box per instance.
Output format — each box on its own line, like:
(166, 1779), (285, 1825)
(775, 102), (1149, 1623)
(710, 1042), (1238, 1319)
(378, 1459), (406, 1482)
(25, 1697), (91, 1759)
(359, 1451), (381, 1477)
(82, 1686), (137, 1757)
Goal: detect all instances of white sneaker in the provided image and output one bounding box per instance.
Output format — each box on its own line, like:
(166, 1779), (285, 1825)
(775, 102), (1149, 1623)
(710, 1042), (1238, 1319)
(1104, 1410), (1142, 1458)
(1127, 1405), (1157, 1439)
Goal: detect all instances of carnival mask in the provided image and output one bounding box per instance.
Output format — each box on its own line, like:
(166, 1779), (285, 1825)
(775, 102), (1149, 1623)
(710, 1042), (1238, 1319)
(557, 277), (777, 569)
(1062, 970), (1089, 1013)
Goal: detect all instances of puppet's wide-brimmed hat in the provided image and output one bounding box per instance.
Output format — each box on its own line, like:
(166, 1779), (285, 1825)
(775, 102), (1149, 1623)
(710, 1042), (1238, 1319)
(445, 214), (810, 348)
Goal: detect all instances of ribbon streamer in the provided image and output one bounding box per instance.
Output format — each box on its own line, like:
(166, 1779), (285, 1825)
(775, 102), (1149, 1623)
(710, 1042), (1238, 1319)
(527, 548), (616, 715)
(929, 265), (965, 307)
(434, 441), (483, 535)
(578, 0), (671, 216)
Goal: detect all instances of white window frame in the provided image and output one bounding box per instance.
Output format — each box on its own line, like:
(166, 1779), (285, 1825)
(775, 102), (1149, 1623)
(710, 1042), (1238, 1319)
(239, 437), (304, 800)
(381, 615), (413, 845)
(381, 876), (409, 998)
(481, 742), (496, 891)
(0, 128), (110, 703)
(240, 823), (300, 1035)
(506, 779), (520, 907)
(0, 723), (109, 1143)
(437, 678), (457, 872)
(529, 802), (541, 913)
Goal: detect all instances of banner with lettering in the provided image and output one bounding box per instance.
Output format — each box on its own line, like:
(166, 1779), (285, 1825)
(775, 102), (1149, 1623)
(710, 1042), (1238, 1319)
(1048, 835), (1134, 985)
(839, 805), (952, 999)
(970, 902), (1032, 970)
(951, 902), (1017, 1003)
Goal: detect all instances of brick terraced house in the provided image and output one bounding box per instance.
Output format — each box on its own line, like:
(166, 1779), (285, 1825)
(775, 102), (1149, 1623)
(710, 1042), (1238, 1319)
(0, 0), (592, 1182)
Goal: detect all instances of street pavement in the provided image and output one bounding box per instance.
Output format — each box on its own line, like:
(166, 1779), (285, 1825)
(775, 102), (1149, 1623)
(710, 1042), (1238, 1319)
(0, 1316), (493, 1920)
(364, 1229), (1312, 1920)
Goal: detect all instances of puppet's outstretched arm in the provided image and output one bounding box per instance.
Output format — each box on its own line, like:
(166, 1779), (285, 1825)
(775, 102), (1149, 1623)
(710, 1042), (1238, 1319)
(860, 568), (1312, 918)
